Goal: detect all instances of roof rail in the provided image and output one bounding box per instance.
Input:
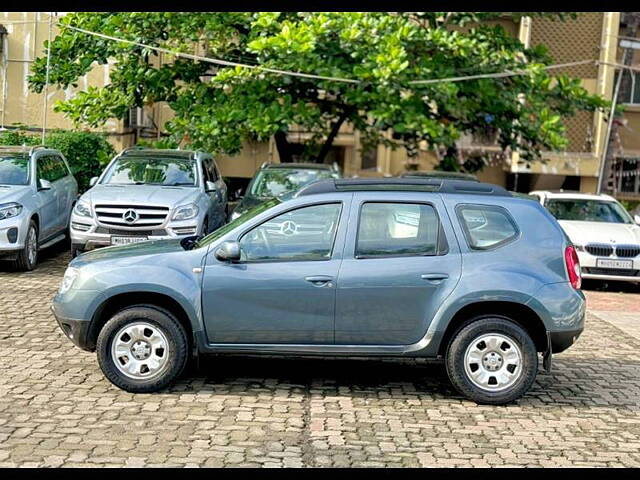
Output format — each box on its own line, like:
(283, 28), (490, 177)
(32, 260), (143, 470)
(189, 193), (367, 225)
(29, 145), (48, 155)
(260, 161), (271, 169)
(120, 146), (147, 155)
(297, 178), (513, 197)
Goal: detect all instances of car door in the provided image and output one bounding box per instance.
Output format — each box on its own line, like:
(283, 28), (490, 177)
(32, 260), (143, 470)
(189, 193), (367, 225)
(201, 199), (349, 344)
(50, 154), (76, 232)
(334, 192), (462, 345)
(34, 155), (59, 240)
(202, 158), (225, 228)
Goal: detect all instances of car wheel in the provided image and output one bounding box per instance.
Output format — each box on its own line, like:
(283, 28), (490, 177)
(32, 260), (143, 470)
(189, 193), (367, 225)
(14, 220), (38, 271)
(445, 316), (538, 405)
(96, 306), (189, 393)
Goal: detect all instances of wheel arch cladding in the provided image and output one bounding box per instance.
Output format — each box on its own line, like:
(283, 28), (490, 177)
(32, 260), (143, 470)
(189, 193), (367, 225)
(88, 292), (194, 353)
(437, 301), (548, 356)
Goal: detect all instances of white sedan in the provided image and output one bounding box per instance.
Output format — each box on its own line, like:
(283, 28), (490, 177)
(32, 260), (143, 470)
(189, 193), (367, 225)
(530, 191), (640, 283)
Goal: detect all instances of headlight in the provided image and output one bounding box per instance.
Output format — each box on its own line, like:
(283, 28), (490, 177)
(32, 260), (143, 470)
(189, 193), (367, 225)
(173, 203), (199, 221)
(74, 200), (92, 218)
(0, 202), (23, 220)
(59, 267), (79, 294)
(230, 210), (242, 221)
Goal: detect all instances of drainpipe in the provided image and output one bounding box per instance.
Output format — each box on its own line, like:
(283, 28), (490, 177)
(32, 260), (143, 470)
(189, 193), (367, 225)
(0, 24), (7, 130)
(41, 12), (52, 143)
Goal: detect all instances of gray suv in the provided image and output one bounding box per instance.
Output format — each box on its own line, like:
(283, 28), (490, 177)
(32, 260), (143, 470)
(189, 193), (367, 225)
(70, 148), (227, 256)
(53, 178), (585, 404)
(0, 146), (77, 270)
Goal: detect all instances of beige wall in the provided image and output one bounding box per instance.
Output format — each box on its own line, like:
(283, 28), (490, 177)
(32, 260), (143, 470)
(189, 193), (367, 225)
(0, 12), (127, 152)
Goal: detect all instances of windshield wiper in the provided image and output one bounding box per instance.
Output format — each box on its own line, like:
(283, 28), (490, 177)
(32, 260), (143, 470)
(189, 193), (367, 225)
(166, 182), (195, 186)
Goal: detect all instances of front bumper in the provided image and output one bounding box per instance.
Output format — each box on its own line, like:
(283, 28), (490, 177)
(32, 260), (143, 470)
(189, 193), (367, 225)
(70, 211), (201, 251)
(52, 288), (107, 351)
(577, 250), (640, 283)
(0, 212), (30, 257)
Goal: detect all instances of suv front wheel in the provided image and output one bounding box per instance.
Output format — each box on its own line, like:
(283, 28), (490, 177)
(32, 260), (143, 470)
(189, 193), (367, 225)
(445, 316), (538, 405)
(96, 306), (189, 393)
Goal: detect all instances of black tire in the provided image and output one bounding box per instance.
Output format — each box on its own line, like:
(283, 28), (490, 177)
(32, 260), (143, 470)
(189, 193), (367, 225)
(96, 306), (189, 393)
(445, 316), (538, 405)
(70, 245), (84, 259)
(14, 220), (38, 271)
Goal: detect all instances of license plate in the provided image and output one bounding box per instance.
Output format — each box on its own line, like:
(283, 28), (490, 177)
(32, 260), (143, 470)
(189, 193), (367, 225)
(596, 258), (633, 269)
(111, 236), (148, 246)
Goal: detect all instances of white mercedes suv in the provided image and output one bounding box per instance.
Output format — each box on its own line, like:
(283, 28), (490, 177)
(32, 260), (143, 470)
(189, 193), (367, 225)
(530, 190), (640, 283)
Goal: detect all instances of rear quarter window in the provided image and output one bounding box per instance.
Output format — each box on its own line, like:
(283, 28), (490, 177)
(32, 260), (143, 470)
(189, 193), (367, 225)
(456, 204), (519, 250)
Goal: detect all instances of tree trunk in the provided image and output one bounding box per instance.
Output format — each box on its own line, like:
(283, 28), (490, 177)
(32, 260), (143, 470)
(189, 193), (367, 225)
(600, 12), (640, 194)
(316, 110), (350, 164)
(274, 130), (294, 163)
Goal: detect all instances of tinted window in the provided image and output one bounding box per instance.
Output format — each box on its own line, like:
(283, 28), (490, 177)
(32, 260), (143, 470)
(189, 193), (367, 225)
(249, 168), (338, 198)
(240, 203), (341, 261)
(356, 203), (439, 258)
(546, 199), (633, 224)
(0, 155), (30, 185)
(38, 155), (67, 182)
(101, 156), (198, 186)
(458, 205), (518, 249)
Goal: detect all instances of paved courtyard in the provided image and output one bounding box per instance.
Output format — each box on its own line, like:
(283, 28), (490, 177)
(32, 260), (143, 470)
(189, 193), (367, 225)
(1, 246), (640, 467)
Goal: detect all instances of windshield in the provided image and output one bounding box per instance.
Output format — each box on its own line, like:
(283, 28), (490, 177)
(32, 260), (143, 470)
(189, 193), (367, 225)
(546, 199), (634, 224)
(0, 155), (30, 186)
(249, 168), (337, 198)
(101, 156), (198, 186)
(195, 198), (282, 249)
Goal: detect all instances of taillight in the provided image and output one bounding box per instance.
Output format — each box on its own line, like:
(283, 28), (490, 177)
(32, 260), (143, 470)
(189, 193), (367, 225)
(564, 245), (581, 289)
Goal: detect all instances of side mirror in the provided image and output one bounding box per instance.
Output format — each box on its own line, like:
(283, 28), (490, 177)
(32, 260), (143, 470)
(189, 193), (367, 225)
(89, 177), (99, 187)
(205, 180), (216, 192)
(38, 179), (52, 191)
(634, 214), (640, 225)
(214, 240), (241, 262)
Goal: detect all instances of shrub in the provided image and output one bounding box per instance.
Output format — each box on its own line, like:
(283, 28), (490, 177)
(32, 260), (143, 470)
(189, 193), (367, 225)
(44, 130), (115, 192)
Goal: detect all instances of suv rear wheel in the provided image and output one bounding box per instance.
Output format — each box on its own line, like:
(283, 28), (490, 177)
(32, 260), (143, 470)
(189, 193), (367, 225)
(96, 306), (188, 393)
(445, 316), (538, 404)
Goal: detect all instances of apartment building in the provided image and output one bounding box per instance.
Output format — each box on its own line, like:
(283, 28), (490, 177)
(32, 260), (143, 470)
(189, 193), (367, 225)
(0, 12), (630, 194)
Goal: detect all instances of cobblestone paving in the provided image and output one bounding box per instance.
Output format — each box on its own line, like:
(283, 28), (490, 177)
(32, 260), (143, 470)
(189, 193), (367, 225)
(1, 247), (640, 467)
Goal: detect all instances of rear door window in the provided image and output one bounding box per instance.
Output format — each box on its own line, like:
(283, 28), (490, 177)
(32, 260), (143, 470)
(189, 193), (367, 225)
(457, 204), (519, 250)
(356, 202), (442, 258)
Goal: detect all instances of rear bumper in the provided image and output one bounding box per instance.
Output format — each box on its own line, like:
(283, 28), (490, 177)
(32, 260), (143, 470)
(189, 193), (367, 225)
(550, 328), (583, 353)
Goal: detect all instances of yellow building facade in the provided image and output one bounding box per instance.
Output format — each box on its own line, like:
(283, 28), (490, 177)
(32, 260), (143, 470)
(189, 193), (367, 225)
(0, 12), (629, 193)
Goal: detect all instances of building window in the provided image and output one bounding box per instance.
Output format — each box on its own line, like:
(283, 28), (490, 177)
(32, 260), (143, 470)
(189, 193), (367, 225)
(614, 71), (640, 105)
(361, 147), (378, 171)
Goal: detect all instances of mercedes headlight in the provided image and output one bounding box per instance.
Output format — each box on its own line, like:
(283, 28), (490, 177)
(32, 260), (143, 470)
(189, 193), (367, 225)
(0, 202), (23, 220)
(173, 203), (199, 221)
(74, 200), (92, 218)
(59, 267), (79, 294)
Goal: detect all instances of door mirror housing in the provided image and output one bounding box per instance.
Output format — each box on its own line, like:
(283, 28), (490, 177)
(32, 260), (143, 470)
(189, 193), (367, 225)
(634, 214), (640, 225)
(89, 177), (99, 187)
(205, 180), (216, 192)
(38, 179), (52, 191)
(215, 241), (241, 262)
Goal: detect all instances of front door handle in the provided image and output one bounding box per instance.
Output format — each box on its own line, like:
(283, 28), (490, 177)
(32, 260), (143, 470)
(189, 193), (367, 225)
(305, 275), (334, 287)
(421, 273), (449, 283)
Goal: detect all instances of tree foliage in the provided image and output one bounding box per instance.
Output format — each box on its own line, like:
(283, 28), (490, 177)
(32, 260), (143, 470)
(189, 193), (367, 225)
(30, 12), (609, 170)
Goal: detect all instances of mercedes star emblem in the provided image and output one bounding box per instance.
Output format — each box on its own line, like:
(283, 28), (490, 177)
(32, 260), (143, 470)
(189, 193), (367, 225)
(122, 209), (139, 224)
(280, 220), (298, 236)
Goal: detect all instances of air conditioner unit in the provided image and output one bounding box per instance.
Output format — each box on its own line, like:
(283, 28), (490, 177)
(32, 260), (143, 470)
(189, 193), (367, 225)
(128, 107), (154, 129)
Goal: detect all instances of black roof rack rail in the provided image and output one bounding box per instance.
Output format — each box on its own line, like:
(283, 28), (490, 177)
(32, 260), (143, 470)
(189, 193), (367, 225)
(297, 178), (512, 197)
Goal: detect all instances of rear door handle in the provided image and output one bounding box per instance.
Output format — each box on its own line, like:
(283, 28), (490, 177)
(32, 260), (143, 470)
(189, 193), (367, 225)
(305, 275), (334, 287)
(421, 273), (449, 283)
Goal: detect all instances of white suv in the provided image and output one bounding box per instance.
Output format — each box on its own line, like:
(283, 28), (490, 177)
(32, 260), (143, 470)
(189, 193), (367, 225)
(530, 190), (640, 283)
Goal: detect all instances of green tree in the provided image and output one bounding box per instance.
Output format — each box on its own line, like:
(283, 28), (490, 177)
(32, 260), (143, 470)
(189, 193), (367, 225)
(30, 12), (608, 171)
